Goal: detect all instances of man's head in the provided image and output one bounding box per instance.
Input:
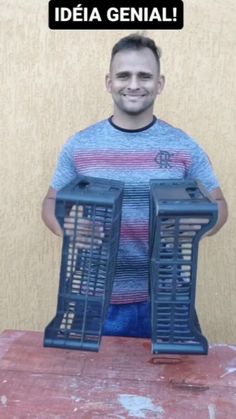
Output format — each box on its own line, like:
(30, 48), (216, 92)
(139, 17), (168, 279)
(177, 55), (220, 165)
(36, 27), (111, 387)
(106, 34), (165, 128)
(110, 33), (162, 74)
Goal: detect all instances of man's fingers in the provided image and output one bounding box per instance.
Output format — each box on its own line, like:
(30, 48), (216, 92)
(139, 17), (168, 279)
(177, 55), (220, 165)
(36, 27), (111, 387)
(63, 206), (105, 249)
(74, 240), (103, 250)
(64, 219), (104, 236)
(71, 235), (103, 249)
(64, 226), (105, 239)
(64, 223), (104, 249)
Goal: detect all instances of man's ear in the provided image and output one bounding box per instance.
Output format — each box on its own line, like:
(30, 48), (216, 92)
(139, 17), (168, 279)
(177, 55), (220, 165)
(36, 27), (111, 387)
(157, 75), (165, 95)
(105, 73), (111, 93)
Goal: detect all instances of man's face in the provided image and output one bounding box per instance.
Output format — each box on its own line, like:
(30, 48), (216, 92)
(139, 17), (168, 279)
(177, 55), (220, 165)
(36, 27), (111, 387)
(106, 48), (164, 118)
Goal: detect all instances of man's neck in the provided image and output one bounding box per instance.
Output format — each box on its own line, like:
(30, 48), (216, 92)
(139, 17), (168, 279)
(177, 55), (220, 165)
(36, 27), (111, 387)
(111, 112), (155, 131)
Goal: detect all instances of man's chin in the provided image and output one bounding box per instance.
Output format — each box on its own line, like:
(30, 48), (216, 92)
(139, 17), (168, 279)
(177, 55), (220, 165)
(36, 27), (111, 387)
(122, 106), (150, 116)
(125, 110), (144, 116)
(114, 100), (154, 116)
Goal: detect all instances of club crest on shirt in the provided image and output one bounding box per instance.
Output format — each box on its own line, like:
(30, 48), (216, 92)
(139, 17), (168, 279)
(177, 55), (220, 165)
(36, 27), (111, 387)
(155, 150), (174, 169)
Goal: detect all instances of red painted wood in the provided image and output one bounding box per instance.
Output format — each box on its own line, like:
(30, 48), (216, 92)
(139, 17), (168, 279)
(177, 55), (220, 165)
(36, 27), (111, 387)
(0, 330), (236, 418)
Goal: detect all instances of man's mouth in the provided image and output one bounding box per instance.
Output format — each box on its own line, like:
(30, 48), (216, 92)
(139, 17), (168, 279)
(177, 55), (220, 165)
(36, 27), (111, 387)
(122, 93), (145, 97)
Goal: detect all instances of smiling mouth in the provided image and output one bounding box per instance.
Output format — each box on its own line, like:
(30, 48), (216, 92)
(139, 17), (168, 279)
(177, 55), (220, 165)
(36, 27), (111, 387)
(122, 94), (145, 97)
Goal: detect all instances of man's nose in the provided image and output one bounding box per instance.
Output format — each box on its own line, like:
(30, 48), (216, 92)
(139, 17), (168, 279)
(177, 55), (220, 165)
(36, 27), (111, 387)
(127, 75), (140, 90)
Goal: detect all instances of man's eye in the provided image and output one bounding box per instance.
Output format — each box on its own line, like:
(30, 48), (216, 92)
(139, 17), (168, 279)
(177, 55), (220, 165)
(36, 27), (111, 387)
(141, 74), (152, 79)
(117, 74), (129, 79)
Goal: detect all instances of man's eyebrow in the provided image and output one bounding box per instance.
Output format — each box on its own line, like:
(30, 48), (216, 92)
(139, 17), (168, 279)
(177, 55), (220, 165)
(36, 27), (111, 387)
(115, 71), (153, 76)
(138, 71), (153, 76)
(115, 71), (130, 76)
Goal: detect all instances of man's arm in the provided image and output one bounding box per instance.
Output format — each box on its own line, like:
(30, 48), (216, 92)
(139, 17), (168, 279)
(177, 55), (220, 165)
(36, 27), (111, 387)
(207, 187), (228, 236)
(41, 187), (63, 236)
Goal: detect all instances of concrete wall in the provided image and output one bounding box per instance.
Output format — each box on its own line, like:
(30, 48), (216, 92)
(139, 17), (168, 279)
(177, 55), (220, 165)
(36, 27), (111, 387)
(1, 0), (235, 343)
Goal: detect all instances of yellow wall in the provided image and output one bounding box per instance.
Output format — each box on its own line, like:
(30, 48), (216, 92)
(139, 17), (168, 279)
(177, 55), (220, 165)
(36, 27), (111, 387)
(1, 0), (235, 343)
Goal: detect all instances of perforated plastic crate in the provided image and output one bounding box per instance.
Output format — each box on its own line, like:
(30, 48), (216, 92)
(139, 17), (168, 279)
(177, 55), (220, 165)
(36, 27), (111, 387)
(44, 176), (124, 352)
(149, 179), (218, 355)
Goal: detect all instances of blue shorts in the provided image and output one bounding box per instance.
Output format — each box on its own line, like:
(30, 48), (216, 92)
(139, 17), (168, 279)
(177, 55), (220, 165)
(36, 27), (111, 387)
(103, 301), (151, 338)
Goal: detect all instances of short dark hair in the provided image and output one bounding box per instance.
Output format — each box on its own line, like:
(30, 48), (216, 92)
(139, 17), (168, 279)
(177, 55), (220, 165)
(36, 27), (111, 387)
(110, 33), (162, 72)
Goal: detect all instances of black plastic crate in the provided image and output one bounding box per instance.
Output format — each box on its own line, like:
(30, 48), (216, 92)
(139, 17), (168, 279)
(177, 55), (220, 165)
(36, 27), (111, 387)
(149, 179), (218, 355)
(44, 176), (124, 352)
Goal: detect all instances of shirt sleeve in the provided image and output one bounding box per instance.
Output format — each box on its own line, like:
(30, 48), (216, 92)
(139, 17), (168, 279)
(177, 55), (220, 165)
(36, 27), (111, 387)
(187, 143), (220, 192)
(50, 141), (77, 191)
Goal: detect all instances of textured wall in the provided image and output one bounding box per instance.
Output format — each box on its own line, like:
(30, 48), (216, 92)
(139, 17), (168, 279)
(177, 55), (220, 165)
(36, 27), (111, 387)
(0, 0), (235, 343)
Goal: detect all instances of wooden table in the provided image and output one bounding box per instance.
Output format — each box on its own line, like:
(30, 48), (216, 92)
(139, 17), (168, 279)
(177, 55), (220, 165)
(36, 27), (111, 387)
(0, 330), (236, 418)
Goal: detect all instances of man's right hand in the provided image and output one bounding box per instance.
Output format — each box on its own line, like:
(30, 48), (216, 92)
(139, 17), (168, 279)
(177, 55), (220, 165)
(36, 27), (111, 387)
(64, 205), (105, 250)
(42, 187), (104, 249)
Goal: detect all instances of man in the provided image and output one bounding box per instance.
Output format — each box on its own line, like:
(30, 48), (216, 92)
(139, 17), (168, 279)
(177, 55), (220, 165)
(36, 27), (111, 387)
(42, 34), (228, 338)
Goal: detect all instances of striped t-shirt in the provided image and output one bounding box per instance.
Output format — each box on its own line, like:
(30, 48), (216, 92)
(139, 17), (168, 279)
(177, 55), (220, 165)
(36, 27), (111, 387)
(51, 117), (219, 304)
